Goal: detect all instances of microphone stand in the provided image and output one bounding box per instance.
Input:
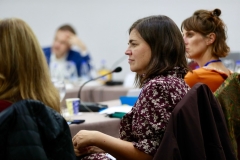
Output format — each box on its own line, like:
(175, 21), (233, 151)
(78, 70), (114, 99)
(105, 55), (126, 86)
(77, 67), (122, 112)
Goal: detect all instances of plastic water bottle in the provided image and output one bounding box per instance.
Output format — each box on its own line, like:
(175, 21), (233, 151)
(80, 61), (91, 81)
(234, 60), (240, 73)
(97, 59), (112, 84)
(222, 59), (235, 72)
(65, 61), (78, 81)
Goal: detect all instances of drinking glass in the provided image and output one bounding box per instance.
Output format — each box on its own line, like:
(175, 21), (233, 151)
(51, 78), (66, 102)
(50, 61), (78, 83)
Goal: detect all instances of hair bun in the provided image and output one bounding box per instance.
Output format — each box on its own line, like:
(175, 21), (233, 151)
(212, 8), (221, 17)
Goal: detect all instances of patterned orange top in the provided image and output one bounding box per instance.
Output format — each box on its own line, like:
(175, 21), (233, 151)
(184, 68), (229, 92)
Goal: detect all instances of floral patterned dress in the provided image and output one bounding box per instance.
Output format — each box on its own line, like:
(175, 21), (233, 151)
(81, 67), (190, 160)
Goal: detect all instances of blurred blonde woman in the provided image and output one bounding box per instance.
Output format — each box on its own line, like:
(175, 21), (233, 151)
(0, 18), (76, 159)
(0, 18), (60, 112)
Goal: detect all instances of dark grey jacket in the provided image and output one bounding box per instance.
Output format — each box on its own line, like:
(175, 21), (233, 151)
(153, 83), (236, 160)
(0, 99), (76, 160)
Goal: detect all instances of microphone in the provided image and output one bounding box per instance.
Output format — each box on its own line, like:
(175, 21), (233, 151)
(105, 55), (126, 86)
(78, 66), (122, 99)
(77, 66), (122, 112)
(112, 67), (122, 73)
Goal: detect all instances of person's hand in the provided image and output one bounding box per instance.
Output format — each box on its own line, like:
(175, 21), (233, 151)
(74, 146), (88, 156)
(72, 130), (95, 150)
(67, 32), (87, 52)
(74, 146), (105, 157)
(87, 146), (105, 153)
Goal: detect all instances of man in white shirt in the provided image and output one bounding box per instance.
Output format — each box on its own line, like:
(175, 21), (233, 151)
(43, 24), (91, 79)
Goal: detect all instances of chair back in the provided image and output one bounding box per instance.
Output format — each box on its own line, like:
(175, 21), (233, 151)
(0, 99), (75, 160)
(153, 83), (237, 160)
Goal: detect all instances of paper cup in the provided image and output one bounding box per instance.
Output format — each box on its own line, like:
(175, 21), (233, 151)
(66, 98), (80, 115)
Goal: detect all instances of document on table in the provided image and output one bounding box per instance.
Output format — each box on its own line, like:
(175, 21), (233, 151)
(99, 105), (132, 114)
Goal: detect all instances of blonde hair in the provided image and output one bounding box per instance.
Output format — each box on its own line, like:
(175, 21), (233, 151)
(0, 18), (60, 112)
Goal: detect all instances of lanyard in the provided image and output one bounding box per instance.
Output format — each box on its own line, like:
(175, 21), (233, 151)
(204, 59), (222, 67)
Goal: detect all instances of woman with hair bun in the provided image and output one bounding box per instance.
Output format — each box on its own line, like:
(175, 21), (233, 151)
(182, 8), (231, 92)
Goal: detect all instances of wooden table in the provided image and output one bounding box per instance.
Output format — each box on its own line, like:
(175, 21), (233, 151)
(68, 99), (121, 137)
(61, 82), (132, 108)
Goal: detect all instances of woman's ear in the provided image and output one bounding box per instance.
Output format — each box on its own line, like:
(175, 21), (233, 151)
(206, 33), (216, 45)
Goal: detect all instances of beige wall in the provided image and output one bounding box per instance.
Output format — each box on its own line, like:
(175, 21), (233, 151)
(1, 0), (239, 80)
